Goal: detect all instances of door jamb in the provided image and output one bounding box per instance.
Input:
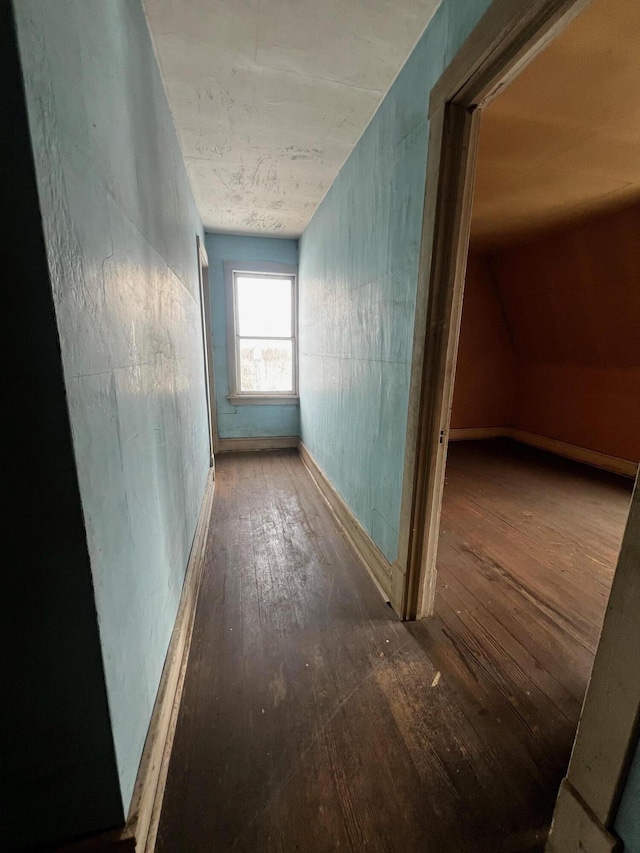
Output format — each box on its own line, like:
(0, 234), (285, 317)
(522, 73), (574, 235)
(397, 0), (595, 621)
(197, 235), (219, 462)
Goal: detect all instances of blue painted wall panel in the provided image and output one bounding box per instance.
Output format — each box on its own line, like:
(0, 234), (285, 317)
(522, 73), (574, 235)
(206, 233), (300, 438)
(299, 0), (492, 563)
(616, 738), (640, 852)
(15, 0), (210, 811)
(3, 2), (124, 844)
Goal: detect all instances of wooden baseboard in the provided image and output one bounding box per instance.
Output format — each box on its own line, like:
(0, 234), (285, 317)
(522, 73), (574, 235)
(389, 559), (408, 616)
(217, 435), (299, 452)
(546, 779), (620, 853)
(448, 426), (638, 479)
(509, 429), (638, 479)
(298, 441), (392, 604)
(449, 427), (507, 441)
(126, 468), (215, 853)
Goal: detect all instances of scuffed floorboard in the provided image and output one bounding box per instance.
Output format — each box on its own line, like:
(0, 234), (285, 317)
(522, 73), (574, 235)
(156, 443), (631, 852)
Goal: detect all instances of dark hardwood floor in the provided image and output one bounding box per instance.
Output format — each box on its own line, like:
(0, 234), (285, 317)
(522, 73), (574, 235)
(156, 441), (632, 853)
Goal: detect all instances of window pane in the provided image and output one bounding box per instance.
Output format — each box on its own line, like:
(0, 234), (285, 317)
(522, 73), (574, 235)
(236, 276), (292, 337)
(239, 339), (293, 393)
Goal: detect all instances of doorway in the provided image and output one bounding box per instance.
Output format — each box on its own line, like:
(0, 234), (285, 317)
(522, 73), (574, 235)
(399, 0), (640, 846)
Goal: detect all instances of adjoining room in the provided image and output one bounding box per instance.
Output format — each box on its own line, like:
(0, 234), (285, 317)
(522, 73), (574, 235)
(421, 0), (639, 836)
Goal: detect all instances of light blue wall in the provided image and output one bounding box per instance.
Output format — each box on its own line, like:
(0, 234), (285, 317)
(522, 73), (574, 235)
(206, 233), (300, 438)
(4, 2), (123, 846)
(298, 0), (492, 563)
(15, 0), (210, 812)
(616, 738), (640, 852)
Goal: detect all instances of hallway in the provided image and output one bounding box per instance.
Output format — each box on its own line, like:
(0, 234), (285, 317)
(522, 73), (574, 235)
(155, 444), (630, 852)
(10, 2), (640, 849)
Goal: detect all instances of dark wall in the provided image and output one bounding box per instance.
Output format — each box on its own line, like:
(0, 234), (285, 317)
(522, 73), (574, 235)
(0, 4), (122, 848)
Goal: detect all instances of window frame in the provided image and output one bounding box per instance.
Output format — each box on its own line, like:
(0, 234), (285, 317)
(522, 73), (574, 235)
(224, 260), (299, 405)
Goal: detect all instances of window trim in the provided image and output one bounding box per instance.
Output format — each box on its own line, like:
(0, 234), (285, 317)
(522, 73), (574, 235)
(223, 260), (299, 405)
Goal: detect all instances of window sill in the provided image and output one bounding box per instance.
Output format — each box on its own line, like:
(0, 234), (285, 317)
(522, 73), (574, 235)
(227, 394), (300, 407)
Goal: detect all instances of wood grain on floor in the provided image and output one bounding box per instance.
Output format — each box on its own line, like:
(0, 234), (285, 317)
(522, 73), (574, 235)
(156, 441), (631, 853)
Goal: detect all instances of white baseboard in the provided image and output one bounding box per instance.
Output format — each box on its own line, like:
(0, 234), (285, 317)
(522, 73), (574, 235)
(546, 779), (620, 853)
(298, 441), (392, 605)
(127, 468), (215, 853)
(217, 435), (299, 452)
(448, 426), (638, 479)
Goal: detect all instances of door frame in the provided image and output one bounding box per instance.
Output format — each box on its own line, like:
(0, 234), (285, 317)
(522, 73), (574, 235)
(197, 235), (219, 463)
(396, 0), (640, 848)
(396, 0), (595, 622)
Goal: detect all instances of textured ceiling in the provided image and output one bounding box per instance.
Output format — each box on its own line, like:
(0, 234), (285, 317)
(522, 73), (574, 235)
(472, 0), (640, 249)
(145, 0), (440, 237)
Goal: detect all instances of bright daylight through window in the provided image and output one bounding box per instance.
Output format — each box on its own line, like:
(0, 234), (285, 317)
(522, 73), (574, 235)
(233, 273), (296, 397)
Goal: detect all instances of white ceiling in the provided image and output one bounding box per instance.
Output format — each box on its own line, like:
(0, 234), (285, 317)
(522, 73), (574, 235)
(145, 0), (440, 237)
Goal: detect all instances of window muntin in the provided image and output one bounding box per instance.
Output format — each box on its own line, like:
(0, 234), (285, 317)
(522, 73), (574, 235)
(232, 272), (297, 397)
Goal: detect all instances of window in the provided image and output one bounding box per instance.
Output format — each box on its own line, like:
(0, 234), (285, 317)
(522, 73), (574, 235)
(225, 261), (298, 404)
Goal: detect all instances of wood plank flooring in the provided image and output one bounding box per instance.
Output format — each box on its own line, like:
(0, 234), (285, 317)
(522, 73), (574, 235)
(156, 441), (632, 852)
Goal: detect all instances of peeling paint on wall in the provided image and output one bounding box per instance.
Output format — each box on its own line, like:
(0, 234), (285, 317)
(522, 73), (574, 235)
(206, 233), (300, 438)
(15, 0), (210, 813)
(298, 0), (493, 564)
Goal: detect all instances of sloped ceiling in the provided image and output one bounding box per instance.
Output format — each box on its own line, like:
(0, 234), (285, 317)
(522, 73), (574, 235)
(145, 0), (440, 237)
(472, 0), (640, 249)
